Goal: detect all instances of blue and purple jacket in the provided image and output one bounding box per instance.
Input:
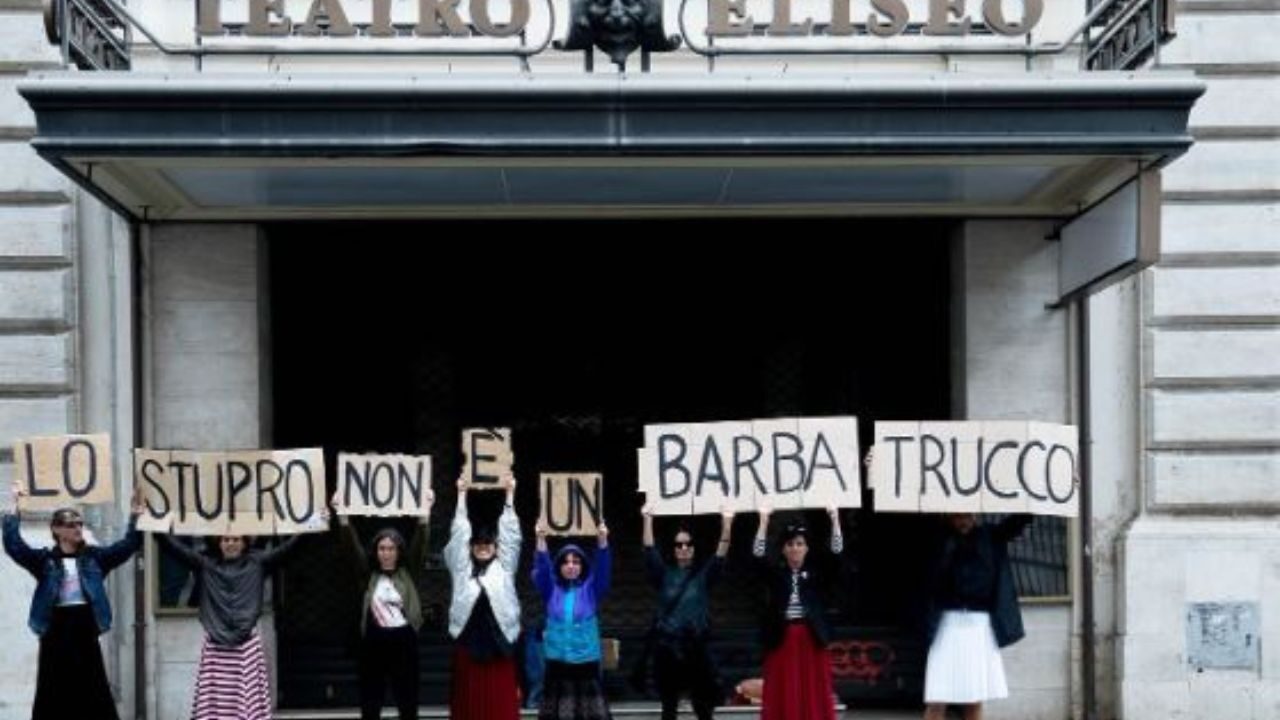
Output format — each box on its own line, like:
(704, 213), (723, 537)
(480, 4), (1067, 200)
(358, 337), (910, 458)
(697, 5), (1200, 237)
(533, 543), (612, 664)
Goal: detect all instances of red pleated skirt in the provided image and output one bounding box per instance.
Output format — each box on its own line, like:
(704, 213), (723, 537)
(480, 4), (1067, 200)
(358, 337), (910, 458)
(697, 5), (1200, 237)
(761, 622), (838, 720)
(450, 645), (520, 720)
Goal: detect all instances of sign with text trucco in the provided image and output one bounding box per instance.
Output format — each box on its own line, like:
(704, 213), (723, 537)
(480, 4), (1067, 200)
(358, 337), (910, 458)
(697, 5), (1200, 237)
(870, 421), (1078, 517)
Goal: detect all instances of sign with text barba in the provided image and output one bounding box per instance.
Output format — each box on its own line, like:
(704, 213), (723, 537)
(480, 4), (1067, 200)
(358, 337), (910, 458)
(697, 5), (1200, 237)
(638, 417), (862, 515)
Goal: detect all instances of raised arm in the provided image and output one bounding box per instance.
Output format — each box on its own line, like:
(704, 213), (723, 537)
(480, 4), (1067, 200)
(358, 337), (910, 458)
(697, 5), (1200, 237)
(531, 521), (554, 601)
(155, 532), (205, 570)
(3, 482), (42, 577)
(259, 533), (305, 570)
(641, 504), (665, 588)
(592, 522), (612, 599)
(97, 489), (146, 573)
(703, 509), (736, 585)
(752, 504), (772, 560)
(334, 491), (370, 575)
(403, 487), (435, 579)
(716, 509), (735, 559)
(443, 477), (472, 578)
(496, 475), (521, 575)
(827, 506), (844, 554)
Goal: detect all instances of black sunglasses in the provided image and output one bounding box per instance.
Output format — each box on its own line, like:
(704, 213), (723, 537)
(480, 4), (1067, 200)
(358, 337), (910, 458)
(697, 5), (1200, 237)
(673, 541), (693, 549)
(56, 519), (84, 529)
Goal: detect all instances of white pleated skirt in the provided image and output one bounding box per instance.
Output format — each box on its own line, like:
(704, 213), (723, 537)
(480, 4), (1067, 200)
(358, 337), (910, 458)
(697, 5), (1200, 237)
(923, 610), (1009, 705)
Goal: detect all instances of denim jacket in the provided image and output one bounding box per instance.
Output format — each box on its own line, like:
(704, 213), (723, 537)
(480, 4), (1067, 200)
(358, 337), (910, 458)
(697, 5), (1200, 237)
(3, 512), (142, 636)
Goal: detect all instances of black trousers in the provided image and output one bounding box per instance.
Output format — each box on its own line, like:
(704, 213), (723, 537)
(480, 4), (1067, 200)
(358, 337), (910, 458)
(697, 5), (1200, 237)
(360, 623), (419, 720)
(654, 635), (719, 720)
(34, 604), (118, 720)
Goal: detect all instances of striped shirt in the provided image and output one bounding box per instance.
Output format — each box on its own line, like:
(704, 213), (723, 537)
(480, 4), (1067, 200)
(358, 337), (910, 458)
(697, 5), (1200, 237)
(753, 532), (844, 620)
(751, 533), (843, 558)
(786, 571), (806, 619)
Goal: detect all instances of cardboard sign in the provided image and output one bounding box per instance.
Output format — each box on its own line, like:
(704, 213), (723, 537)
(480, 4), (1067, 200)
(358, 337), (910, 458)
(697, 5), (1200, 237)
(870, 421), (1079, 517)
(134, 448), (328, 535)
(540, 473), (603, 536)
(13, 434), (114, 511)
(336, 453), (433, 517)
(639, 417), (862, 515)
(462, 427), (513, 490)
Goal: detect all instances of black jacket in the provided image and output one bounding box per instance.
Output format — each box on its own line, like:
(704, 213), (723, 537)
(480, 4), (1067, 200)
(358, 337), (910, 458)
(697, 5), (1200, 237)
(755, 540), (848, 651)
(924, 515), (1032, 649)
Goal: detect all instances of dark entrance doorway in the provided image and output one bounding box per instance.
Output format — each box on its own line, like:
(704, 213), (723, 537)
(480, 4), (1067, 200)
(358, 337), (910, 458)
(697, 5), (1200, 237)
(269, 220), (953, 709)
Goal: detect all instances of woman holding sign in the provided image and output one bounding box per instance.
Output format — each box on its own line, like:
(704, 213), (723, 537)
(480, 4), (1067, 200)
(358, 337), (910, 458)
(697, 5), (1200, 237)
(336, 488), (435, 720)
(3, 481), (144, 720)
(155, 521), (318, 720)
(752, 504), (845, 720)
(446, 474), (523, 720)
(636, 504), (735, 720)
(533, 514), (612, 720)
(921, 513), (1033, 720)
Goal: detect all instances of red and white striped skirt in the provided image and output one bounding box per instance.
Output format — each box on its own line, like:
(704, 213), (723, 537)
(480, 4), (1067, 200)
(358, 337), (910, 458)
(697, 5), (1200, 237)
(192, 630), (272, 720)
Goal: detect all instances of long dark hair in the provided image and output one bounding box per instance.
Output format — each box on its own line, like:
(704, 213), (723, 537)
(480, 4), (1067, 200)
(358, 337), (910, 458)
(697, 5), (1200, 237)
(370, 528), (407, 571)
(667, 522), (696, 564)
